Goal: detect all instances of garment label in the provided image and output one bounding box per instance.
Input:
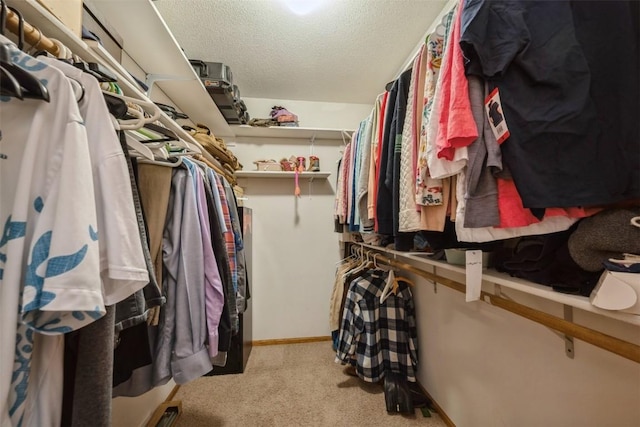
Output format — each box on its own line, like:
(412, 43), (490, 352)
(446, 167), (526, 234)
(485, 88), (510, 144)
(465, 250), (483, 302)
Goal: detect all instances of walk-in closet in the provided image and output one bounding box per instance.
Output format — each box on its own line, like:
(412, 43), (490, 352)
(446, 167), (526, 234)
(1, 0), (638, 426)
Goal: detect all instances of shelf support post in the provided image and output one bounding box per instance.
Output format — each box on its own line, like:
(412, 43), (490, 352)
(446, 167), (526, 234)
(563, 305), (575, 359)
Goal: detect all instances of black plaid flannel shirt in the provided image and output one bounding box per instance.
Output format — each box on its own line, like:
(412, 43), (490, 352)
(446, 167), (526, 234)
(335, 269), (418, 383)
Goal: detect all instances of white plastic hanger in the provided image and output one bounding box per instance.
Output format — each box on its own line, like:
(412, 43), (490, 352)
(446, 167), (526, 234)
(380, 269), (396, 303)
(377, 253), (415, 303)
(345, 248), (374, 279)
(49, 38), (72, 59)
(101, 90), (162, 127)
(137, 156), (184, 168)
(124, 132), (154, 160)
(126, 115), (201, 153)
(111, 106), (146, 131)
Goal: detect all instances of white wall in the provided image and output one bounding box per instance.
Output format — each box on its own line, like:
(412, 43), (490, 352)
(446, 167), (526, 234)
(232, 133), (347, 340)
(404, 264), (640, 427)
(230, 97), (371, 340)
(243, 97), (372, 130)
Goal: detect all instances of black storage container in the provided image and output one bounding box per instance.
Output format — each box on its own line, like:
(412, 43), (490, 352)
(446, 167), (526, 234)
(190, 60), (233, 89)
(189, 60), (248, 124)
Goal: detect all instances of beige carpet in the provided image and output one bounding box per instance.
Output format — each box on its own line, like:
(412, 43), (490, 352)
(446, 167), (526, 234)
(174, 342), (446, 427)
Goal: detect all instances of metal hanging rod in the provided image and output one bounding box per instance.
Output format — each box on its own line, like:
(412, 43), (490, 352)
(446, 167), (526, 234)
(5, 7), (60, 56)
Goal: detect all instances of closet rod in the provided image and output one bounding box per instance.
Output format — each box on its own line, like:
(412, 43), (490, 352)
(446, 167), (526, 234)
(5, 8), (60, 56)
(358, 247), (640, 364)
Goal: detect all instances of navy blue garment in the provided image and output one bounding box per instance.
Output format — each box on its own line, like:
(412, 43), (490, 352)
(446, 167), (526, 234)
(376, 86), (397, 236)
(460, 0), (640, 209)
(389, 69), (415, 251)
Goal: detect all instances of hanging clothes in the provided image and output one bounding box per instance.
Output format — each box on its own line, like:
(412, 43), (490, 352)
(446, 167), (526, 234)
(416, 32), (445, 209)
(336, 269), (418, 383)
(367, 93), (385, 225)
(357, 113), (375, 233)
(376, 81), (398, 236)
(424, 6), (467, 182)
(222, 178), (247, 316)
(183, 158), (225, 359)
(398, 45), (426, 233)
(459, 0), (640, 209)
(389, 69), (414, 250)
(212, 172), (239, 334)
(460, 76), (502, 229)
(203, 167), (235, 363)
(154, 165), (212, 386)
(0, 38), (105, 427)
(37, 57), (158, 427)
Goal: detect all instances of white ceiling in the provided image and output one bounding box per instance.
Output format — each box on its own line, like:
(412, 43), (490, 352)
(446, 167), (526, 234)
(153, 0), (448, 105)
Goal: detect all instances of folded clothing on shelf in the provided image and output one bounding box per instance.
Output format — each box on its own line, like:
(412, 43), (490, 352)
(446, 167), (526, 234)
(184, 123), (242, 171)
(270, 105), (298, 126)
(253, 160), (282, 171)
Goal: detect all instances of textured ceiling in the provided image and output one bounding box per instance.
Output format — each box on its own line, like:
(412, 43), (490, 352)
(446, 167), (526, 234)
(154, 0), (448, 104)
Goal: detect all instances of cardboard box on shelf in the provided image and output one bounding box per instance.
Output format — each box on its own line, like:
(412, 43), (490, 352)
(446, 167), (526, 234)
(36, 0), (82, 38)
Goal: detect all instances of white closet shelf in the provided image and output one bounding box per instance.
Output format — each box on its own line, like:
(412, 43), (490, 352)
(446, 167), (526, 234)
(235, 171), (331, 179)
(6, 0), (89, 58)
(356, 243), (640, 327)
(90, 0), (234, 138)
(232, 125), (353, 140)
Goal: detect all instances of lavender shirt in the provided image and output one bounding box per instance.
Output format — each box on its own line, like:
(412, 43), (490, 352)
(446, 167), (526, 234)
(184, 159), (225, 357)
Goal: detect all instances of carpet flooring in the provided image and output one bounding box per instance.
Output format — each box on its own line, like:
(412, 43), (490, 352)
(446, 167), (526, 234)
(174, 341), (446, 427)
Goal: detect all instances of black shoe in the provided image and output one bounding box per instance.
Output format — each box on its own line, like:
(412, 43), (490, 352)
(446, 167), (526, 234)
(408, 382), (432, 409)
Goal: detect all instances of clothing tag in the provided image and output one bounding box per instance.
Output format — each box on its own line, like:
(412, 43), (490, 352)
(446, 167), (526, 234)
(465, 250), (483, 302)
(485, 88), (510, 144)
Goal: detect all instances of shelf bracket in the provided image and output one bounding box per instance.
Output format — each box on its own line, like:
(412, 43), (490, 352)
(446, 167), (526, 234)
(495, 286), (576, 359)
(341, 130), (352, 145)
(145, 74), (195, 97)
(309, 134), (316, 159)
(432, 266), (438, 294)
(563, 305), (575, 359)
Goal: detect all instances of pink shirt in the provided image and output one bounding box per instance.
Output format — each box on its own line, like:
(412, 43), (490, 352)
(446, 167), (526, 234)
(497, 178), (601, 228)
(435, 1), (478, 161)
